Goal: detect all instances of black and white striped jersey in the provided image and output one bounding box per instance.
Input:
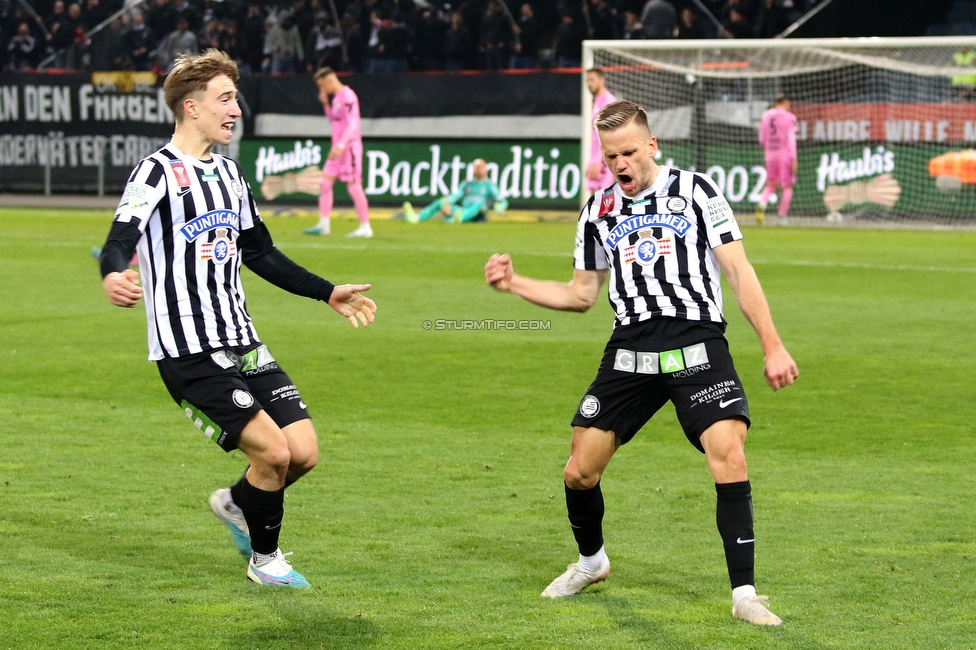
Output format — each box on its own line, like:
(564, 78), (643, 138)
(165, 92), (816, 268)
(573, 166), (743, 327)
(113, 143), (261, 360)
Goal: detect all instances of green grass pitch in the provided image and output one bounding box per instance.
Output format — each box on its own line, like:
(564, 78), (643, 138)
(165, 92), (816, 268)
(1, 207), (975, 649)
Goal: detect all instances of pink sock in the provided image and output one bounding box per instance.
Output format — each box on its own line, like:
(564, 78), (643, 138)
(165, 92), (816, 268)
(779, 186), (793, 217)
(318, 176), (335, 227)
(760, 186), (774, 207)
(348, 183), (370, 225)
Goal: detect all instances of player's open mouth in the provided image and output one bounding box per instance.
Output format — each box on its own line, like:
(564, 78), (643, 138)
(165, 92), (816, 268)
(221, 122), (234, 133)
(618, 173), (634, 189)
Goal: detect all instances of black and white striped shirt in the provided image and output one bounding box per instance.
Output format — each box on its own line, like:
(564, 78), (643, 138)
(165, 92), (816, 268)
(113, 144), (261, 360)
(574, 166), (742, 327)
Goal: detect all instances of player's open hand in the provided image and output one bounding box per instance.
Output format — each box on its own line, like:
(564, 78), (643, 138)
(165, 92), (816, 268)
(763, 345), (798, 390)
(328, 283), (376, 328)
(485, 253), (513, 292)
(103, 269), (143, 308)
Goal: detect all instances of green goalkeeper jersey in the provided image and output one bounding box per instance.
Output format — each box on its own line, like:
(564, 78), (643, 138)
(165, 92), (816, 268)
(448, 179), (505, 209)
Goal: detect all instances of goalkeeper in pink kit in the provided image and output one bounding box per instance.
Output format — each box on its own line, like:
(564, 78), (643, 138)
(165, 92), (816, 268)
(586, 68), (617, 194)
(305, 67), (373, 238)
(757, 93), (797, 225)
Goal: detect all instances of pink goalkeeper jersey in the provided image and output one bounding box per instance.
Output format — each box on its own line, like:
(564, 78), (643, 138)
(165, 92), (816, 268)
(590, 89), (617, 169)
(326, 85), (362, 149)
(758, 106), (797, 158)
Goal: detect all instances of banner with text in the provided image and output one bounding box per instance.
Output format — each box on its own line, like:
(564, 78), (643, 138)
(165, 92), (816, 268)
(239, 138), (583, 210)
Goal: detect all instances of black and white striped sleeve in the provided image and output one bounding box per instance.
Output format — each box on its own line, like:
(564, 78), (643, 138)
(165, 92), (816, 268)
(693, 173), (743, 248)
(113, 158), (167, 233)
(573, 199), (610, 271)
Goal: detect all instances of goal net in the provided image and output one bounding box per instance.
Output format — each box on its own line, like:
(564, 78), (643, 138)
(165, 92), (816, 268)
(582, 36), (976, 226)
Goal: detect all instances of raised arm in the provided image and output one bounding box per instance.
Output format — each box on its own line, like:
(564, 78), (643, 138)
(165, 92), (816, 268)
(485, 253), (607, 312)
(713, 240), (798, 390)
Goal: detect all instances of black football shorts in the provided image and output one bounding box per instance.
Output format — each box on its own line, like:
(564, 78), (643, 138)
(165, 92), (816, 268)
(157, 343), (310, 452)
(570, 318), (750, 453)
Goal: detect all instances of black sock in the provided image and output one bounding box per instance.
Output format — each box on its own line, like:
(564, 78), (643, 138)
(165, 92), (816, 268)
(715, 480), (755, 589)
(565, 481), (604, 557)
(229, 469), (248, 506)
(238, 477), (284, 555)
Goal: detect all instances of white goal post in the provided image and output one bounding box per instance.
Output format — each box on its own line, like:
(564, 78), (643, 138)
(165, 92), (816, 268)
(582, 36), (976, 225)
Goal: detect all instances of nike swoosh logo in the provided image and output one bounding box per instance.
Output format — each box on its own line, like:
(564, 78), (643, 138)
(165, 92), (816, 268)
(719, 397), (743, 408)
(176, 188), (192, 197)
(299, 401), (307, 409)
(737, 537), (754, 544)
(264, 523), (282, 531)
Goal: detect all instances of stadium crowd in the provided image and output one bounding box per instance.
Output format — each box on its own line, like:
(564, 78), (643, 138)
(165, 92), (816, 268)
(1, 0), (815, 74)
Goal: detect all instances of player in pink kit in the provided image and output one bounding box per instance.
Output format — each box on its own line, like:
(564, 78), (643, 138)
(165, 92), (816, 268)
(305, 67), (373, 238)
(756, 93), (797, 225)
(586, 68), (617, 195)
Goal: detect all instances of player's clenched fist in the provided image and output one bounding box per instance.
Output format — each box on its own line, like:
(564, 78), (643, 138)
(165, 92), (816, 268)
(485, 253), (513, 292)
(103, 269), (143, 307)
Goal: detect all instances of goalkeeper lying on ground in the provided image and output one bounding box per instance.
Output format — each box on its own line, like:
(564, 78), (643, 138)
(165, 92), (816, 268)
(403, 158), (508, 224)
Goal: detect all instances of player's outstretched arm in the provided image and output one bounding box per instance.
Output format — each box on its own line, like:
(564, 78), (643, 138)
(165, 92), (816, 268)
(714, 241), (798, 390)
(328, 284), (376, 329)
(485, 253), (606, 312)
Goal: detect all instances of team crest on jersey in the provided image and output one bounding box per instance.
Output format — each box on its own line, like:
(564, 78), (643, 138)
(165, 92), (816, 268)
(598, 190), (615, 217)
(666, 196), (688, 213)
(622, 230), (672, 266)
(181, 209), (241, 242)
(606, 213), (691, 249)
(169, 160), (191, 188)
(199, 228), (237, 265)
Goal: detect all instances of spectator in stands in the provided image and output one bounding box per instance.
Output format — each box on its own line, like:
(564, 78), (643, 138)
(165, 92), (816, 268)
(124, 10), (155, 71)
(342, 10), (369, 72)
(82, 0), (109, 32)
(306, 11), (344, 72)
(89, 16), (126, 70)
(239, 3), (266, 74)
(172, 0), (202, 34)
(588, 0), (616, 39)
(510, 3), (539, 69)
(553, 11), (585, 68)
(6, 23), (39, 71)
(146, 0), (177, 39)
(162, 17), (199, 71)
(45, 0), (75, 68)
(370, 9), (412, 73)
(290, 0), (315, 45)
(200, 17), (223, 51)
(722, 7), (753, 38)
(414, 8), (447, 70)
(219, 20), (249, 74)
(677, 7), (705, 38)
(444, 10), (473, 71)
(623, 8), (644, 39)
(756, 0), (790, 38)
(264, 11), (304, 73)
(480, 0), (512, 70)
(642, 0), (677, 38)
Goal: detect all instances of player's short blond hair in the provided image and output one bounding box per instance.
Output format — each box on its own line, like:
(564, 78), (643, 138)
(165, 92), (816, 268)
(314, 67), (337, 81)
(595, 100), (651, 135)
(586, 67), (605, 78)
(164, 49), (239, 122)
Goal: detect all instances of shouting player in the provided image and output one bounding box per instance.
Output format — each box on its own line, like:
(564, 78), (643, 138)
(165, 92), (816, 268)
(756, 93), (798, 225)
(305, 67), (373, 238)
(485, 100), (798, 625)
(98, 50), (376, 588)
